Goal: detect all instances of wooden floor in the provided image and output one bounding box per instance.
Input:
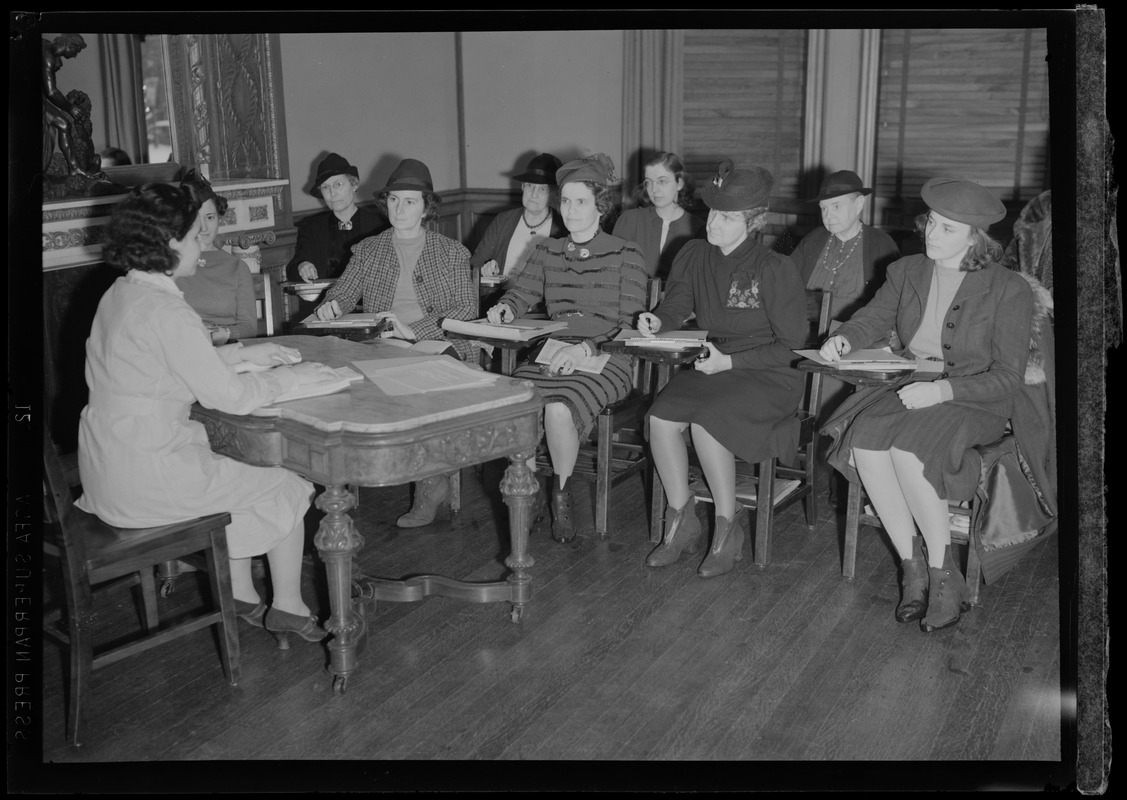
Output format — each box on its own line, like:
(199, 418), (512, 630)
(37, 462), (1067, 785)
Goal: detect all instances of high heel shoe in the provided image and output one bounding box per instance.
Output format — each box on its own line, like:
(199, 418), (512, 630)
(551, 476), (576, 543)
(646, 496), (704, 567)
(234, 598), (267, 626)
(919, 545), (971, 633)
(697, 506), (748, 578)
(264, 607), (327, 650)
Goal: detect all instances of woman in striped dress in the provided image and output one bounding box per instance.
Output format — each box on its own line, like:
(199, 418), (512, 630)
(486, 153), (649, 542)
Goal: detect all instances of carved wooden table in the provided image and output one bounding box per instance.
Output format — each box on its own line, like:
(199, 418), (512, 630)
(191, 335), (544, 693)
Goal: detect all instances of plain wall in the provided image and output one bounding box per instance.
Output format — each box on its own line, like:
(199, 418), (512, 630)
(281, 30), (625, 214)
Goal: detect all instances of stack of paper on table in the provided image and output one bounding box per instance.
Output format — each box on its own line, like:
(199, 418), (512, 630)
(352, 355), (499, 396)
(689, 477), (802, 506)
(614, 329), (709, 350)
(534, 338), (610, 375)
(441, 317), (569, 341)
(793, 348), (916, 371)
(269, 366), (364, 404)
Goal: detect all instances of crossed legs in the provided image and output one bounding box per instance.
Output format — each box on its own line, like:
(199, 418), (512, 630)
(228, 517), (312, 617)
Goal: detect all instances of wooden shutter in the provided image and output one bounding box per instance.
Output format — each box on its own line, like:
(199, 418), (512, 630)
(874, 28), (1050, 215)
(681, 30), (808, 201)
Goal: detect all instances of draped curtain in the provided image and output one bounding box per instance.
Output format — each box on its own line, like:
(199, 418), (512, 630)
(621, 30), (684, 198)
(96, 34), (147, 165)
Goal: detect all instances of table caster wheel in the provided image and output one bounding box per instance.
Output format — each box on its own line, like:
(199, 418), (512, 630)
(160, 579), (175, 598)
(510, 604), (524, 623)
(333, 675), (348, 695)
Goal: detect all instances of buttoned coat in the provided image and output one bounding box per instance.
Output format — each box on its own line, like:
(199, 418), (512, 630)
(831, 254), (1034, 420)
(324, 228), (477, 361)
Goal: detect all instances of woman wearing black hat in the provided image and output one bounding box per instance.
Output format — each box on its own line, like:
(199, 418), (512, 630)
(485, 153), (649, 542)
(818, 177), (1034, 632)
(314, 157), (478, 527)
(286, 152), (384, 286)
(639, 160), (808, 578)
(471, 153), (567, 305)
(613, 151), (704, 281)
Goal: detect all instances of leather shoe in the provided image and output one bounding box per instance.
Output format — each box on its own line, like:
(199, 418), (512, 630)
(697, 506), (748, 578)
(397, 474), (451, 528)
(646, 496), (704, 567)
(234, 598), (267, 626)
(265, 607), (327, 649)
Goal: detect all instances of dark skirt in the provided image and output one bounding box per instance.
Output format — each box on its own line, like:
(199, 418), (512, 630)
(646, 367), (804, 466)
(512, 351), (634, 439)
(822, 386), (1008, 501)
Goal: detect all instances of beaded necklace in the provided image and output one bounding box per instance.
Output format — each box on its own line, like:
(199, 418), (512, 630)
(522, 210), (551, 231)
(821, 229), (862, 276)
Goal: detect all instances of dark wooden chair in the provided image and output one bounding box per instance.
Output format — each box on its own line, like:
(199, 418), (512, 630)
(42, 427), (240, 746)
(253, 270), (283, 338)
(650, 290), (832, 566)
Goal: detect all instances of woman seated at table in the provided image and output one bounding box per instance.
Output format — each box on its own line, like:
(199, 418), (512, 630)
(314, 157), (477, 527)
(174, 170), (258, 344)
(640, 160), (807, 578)
(471, 152), (566, 306)
(818, 177), (1034, 632)
(77, 183), (338, 646)
(485, 153), (649, 542)
(612, 150), (704, 280)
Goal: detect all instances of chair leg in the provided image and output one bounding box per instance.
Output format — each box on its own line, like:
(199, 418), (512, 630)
(964, 534), (983, 607)
(842, 482), (862, 579)
(205, 530), (241, 687)
(754, 459), (775, 568)
(449, 469), (462, 514)
(595, 415), (613, 540)
(802, 442), (819, 529)
(68, 611), (94, 746)
(138, 567), (160, 632)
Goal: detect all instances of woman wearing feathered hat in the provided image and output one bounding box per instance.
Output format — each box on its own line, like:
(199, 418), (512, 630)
(638, 159), (808, 578)
(484, 153), (649, 542)
(818, 177), (1034, 632)
(314, 157), (478, 528)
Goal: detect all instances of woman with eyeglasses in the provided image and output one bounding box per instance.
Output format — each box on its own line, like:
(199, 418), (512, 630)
(613, 151), (704, 280)
(471, 153), (567, 307)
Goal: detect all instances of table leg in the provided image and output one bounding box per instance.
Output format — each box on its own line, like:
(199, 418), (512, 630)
(311, 483), (365, 694)
(499, 448), (537, 621)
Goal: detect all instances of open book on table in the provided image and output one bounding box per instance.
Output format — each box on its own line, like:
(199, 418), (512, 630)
(534, 338), (610, 375)
(441, 317), (569, 341)
(614, 329), (709, 351)
(352, 355), (499, 396)
(793, 348), (916, 371)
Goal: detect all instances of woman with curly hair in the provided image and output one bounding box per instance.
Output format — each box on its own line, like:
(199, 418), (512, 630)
(485, 153), (649, 542)
(175, 170), (258, 343)
(818, 177), (1034, 632)
(613, 151), (704, 280)
(77, 183), (336, 646)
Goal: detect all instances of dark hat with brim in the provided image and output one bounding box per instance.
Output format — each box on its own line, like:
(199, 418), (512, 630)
(556, 153), (617, 187)
(700, 159), (773, 212)
(921, 177), (1006, 228)
(514, 152), (563, 185)
(376, 158), (434, 194)
(312, 153), (359, 194)
(810, 170), (873, 202)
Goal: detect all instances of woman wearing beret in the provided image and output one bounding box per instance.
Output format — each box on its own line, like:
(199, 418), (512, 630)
(315, 157), (477, 527)
(819, 177), (1034, 632)
(613, 151), (704, 281)
(175, 170), (258, 344)
(471, 152), (567, 306)
(79, 184), (336, 646)
(639, 160), (808, 578)
(485, 153), (649, 542)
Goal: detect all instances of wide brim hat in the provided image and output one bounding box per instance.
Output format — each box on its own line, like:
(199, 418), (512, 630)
(700, 159), (773, 211)
(810, 170), (873, 202)
(514, 152), (563, 185)
(921, 177), (1006, 228)
(376, 158), (434, 194)
(312, 153), (359, 194)
(556, 153), (617, 187)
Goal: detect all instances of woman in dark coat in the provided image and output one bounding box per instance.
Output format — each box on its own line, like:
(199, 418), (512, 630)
(640, 160), (807, 578)
(818, 177), (1034, 632)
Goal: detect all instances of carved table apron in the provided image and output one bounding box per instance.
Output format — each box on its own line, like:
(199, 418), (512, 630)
(190, 335), (544, 693)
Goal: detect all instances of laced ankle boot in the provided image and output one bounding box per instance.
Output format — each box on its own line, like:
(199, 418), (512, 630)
(551, 475), (575, 543)
(396, 474), (450, 528)
(895, 537), (930, 623)
(697, 506), (748, 578)
(920, 544), (971, 632)
(646, 496), (704, 567)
